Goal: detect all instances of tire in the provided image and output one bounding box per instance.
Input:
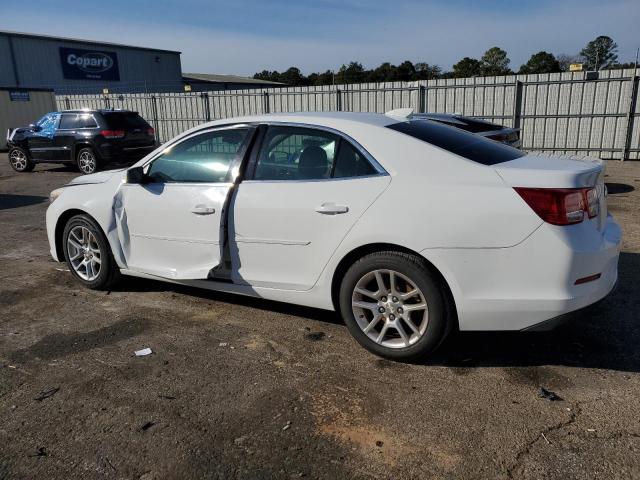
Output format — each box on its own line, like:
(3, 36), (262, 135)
(63, 214), (121, 290)
(339, 251), (450, 361)
(8, 147), (35, 172)
(76, 147), (99, 175)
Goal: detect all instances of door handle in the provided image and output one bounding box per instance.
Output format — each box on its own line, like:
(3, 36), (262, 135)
(315, 203), (349, 215)
(192, 205), (216, 215)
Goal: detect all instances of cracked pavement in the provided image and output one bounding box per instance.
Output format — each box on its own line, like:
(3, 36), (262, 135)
(1, 155), (639, 479)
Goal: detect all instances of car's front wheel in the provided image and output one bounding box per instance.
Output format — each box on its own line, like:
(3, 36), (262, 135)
(76, 147), (99, 175)
(63, 214), (120, 290)
(339, 251), (450, 361)
(8, 147), (35, 172)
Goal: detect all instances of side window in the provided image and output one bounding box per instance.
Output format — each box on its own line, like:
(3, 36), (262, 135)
(255, 126), (338, 180)
(333, 141), (377, 178)
(147, 128), (250, 183)
(78, 114), (98, 129)
(59, 114), (79, 130)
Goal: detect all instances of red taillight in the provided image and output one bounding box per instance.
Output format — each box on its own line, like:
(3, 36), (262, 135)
(147, 127), (155, 137)
(514, 187), (599, 226)
(100, 129), (125, 139)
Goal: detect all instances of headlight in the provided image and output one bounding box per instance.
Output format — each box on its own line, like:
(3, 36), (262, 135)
(49, 188), (64, 203)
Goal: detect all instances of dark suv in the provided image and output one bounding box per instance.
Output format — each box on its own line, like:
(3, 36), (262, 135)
(6, 109), (157, 174)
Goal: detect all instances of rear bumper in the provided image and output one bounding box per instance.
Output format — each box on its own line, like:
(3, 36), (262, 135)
(421, 214), (621, 331)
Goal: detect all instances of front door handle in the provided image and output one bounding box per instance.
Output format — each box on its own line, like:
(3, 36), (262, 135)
(192, 205), (216, 215)
(315, 203), (349, 215)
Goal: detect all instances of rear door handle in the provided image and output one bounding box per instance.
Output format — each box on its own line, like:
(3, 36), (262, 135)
(315, 203), (349, 215)
(192, 205), (216, 215)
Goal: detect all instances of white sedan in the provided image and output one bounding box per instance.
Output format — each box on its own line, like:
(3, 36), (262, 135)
(46, 111), (621, 360)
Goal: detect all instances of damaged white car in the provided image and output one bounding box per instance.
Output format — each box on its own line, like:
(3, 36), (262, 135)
(46, 111), (621, 360)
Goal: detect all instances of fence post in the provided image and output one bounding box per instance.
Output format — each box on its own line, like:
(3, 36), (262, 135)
(622, 74), (639, 161)
(336, 89), (342, 111)
(512, 80), (523, 130)
(418, 85), (426, 113)
(103, 94), (110, 109)
(65, 97), (71, 110)
(150, 94), (159, 143)
(201, 92), (211, 122)
(263, 92), (270, 114)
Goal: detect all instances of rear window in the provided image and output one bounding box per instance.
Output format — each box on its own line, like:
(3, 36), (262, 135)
(387, 120), (524, 165)
(102, 112), (150, 130)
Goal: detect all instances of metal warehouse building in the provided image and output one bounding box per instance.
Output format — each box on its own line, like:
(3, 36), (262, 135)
(0, 30), (183, 94)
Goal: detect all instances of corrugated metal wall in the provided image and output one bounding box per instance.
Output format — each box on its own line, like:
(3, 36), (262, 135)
(0, 89), (57, 150)
(0, 32), (183, 94)
(58, 68), (640, 159)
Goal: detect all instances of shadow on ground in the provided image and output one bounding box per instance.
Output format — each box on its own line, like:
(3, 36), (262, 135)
(0, 194), (47, 210)
(111, 252), (640, 373)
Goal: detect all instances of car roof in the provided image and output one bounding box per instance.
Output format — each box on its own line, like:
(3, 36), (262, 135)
(204, 111), (399, 129)
(56, 109), (137, 114)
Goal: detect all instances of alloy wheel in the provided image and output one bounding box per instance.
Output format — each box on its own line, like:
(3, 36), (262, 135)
(9, 150), (28, 170)
(351, 269), (429, 348)
(78, 151), (96, 174)
(67, 226), (102, 281)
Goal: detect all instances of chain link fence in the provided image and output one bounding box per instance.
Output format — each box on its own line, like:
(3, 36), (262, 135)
(57, 69), (640, 160)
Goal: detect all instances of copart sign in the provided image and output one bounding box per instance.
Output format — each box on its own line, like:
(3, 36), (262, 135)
(59, 47), (120, 81)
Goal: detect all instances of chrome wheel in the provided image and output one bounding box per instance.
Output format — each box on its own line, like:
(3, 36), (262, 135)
(78, 151), (96, 174)
(9, 149), (28, 170)
(352, 269), (428, 349)
(67, 226), (101, 281)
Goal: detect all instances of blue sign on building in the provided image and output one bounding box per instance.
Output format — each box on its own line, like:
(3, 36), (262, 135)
(59, 47), (120, 81)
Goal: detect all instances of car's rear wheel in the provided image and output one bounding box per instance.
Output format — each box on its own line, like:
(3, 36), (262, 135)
(63, 214), (120, 290)
(76, 147), (99, 175)
(8, 147), (35, 172)
(339, 251), (449, 361)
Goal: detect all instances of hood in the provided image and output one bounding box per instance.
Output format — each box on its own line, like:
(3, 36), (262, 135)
(67, 168), (128, 186)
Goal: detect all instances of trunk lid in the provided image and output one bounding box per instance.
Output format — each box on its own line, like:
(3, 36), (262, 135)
(495, 154), (607, 230)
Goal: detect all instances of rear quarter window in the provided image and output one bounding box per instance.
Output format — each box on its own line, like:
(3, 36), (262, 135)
(102, 112), (150, 130)
(387, 120), (524, 165)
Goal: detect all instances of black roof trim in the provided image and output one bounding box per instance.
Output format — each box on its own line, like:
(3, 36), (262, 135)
(0, 86), (54, 92)
(0, 30), (181, 55)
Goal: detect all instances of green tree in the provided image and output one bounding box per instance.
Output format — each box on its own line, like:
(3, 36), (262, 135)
(336, 61), (366, 84)
(480, 47), (511, 76)
(580, 36), (619, 70)
(279, 67), (307, 86)
(415, 62), (441, 80)
(519, 51), (561, 74)
(452, 57), (481, 78)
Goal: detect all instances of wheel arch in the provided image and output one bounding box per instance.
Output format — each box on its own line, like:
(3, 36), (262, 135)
(73, 142), (97, 160)
(54, 208), (96, 261)
(330, 242), (459, 331)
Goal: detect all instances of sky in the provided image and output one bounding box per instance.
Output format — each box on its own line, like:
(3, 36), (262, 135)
(1, 0), (639, 76)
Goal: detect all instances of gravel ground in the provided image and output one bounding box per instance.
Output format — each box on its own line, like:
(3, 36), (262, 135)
(1, 154), (639, 480)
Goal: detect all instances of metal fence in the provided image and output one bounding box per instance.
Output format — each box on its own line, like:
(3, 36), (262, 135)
(57, 69), (640, 160)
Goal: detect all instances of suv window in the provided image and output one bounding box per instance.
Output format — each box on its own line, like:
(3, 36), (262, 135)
(147, 128), (250, 183)
(59, 114), (98, 130)
(387, 120), (524, 165)
(254, 126), (377, 180)
(102, 112), (150, 130)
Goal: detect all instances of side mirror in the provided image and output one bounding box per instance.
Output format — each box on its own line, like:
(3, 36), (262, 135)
(29, 123), (41, 132)
(126, 166), (149, 184)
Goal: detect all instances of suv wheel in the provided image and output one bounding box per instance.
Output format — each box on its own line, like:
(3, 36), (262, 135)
(77, 147), (99, 175)
(63, 214), (121, 290)
(339, 251), (450, 361)
(8, 147), (35, 172)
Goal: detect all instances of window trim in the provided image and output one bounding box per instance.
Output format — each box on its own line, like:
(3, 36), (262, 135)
(141, 124), (256, 185)
(244, 122), (387, 183)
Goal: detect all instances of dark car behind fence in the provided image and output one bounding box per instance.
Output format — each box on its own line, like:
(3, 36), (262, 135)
(57, 69), (640, 160)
